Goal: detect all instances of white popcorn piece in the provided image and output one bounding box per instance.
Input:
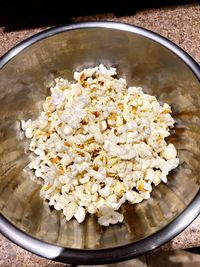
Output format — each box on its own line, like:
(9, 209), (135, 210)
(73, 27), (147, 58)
(160, 173), (168, 183)
(88, 169), (105, 181)
(98, 210), (123, 226)
(94, 133), (104, 144)
(34, 147), (45, 157)
(134, 142), (152, 158)
(21, 120), (27, 131)
(125, 190), (143, 203)
(143, 182), (152, 192)
(88, 123), (99, 134)
(54, 195), (69, 210)
(37, 117), (48, 130)
(91, 193), (98, 202)
(144, 169), (154, 182)
(25, 128), (34, 138)
(100, 120), (107, 132)
(99, 186), (111, 198)
(87, 203), (97, 214)
(125, 190), (136, 203)
(162, 144), (177, 160)
(96, 197), (106, 209)
(61, 184), (71, 194)
(60, 154), (73, 166)
(21, 119), (34, 131)
(35, 168), (42, 178)
(63, 202), (78, 221)
(60, 125), (73, 137)
(78, 194), (91, 207)
(74, 206), (86, 223)
(80, 175), (90, 184)
(119, 148), (136, 160)
(153, 170), (162, 186)
(49, 193), (60, 206)
(91, 183), (100, 194)
(126, 131), (138, 143)
(73, 71), (80, 81)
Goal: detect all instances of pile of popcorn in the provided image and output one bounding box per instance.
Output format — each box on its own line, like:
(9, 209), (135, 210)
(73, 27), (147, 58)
(21, 64), (179, 226)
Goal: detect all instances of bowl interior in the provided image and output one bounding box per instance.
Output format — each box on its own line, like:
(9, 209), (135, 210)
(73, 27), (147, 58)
(0, 27), (200, 249)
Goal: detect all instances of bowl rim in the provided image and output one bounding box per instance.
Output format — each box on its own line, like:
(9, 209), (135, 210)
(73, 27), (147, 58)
(0, 21), (200, 265)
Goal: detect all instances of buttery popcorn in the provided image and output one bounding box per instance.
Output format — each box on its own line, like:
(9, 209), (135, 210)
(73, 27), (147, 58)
(21, 64), (179, 226)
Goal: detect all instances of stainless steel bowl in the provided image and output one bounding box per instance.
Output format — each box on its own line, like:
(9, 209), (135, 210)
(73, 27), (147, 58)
(0, 22), (200, 265)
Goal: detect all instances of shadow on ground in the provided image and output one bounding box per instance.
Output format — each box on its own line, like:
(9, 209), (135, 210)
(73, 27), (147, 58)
(0, 0), (197, 31)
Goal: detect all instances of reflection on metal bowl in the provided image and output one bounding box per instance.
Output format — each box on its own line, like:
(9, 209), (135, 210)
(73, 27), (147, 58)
(0, 22), (200, 265)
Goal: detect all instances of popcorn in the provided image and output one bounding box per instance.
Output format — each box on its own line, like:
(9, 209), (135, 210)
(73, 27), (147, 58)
(21, 64), (179, 226)
(153, 170), (162, 186)
(100, 120), (108, 132)
(60, 125), (73, 137)
(98, 210), (123, 226)
(144, 169), (154, 181)
(25, 128), (34, 138)
(74, 206), (86, 223)
(63, 202), (78, 221)
(162, 144), (177, 160)
(97, 204), (124, 226)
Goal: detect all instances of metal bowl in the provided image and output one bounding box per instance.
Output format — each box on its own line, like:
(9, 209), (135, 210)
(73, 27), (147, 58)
(0, 22), (200, 265)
